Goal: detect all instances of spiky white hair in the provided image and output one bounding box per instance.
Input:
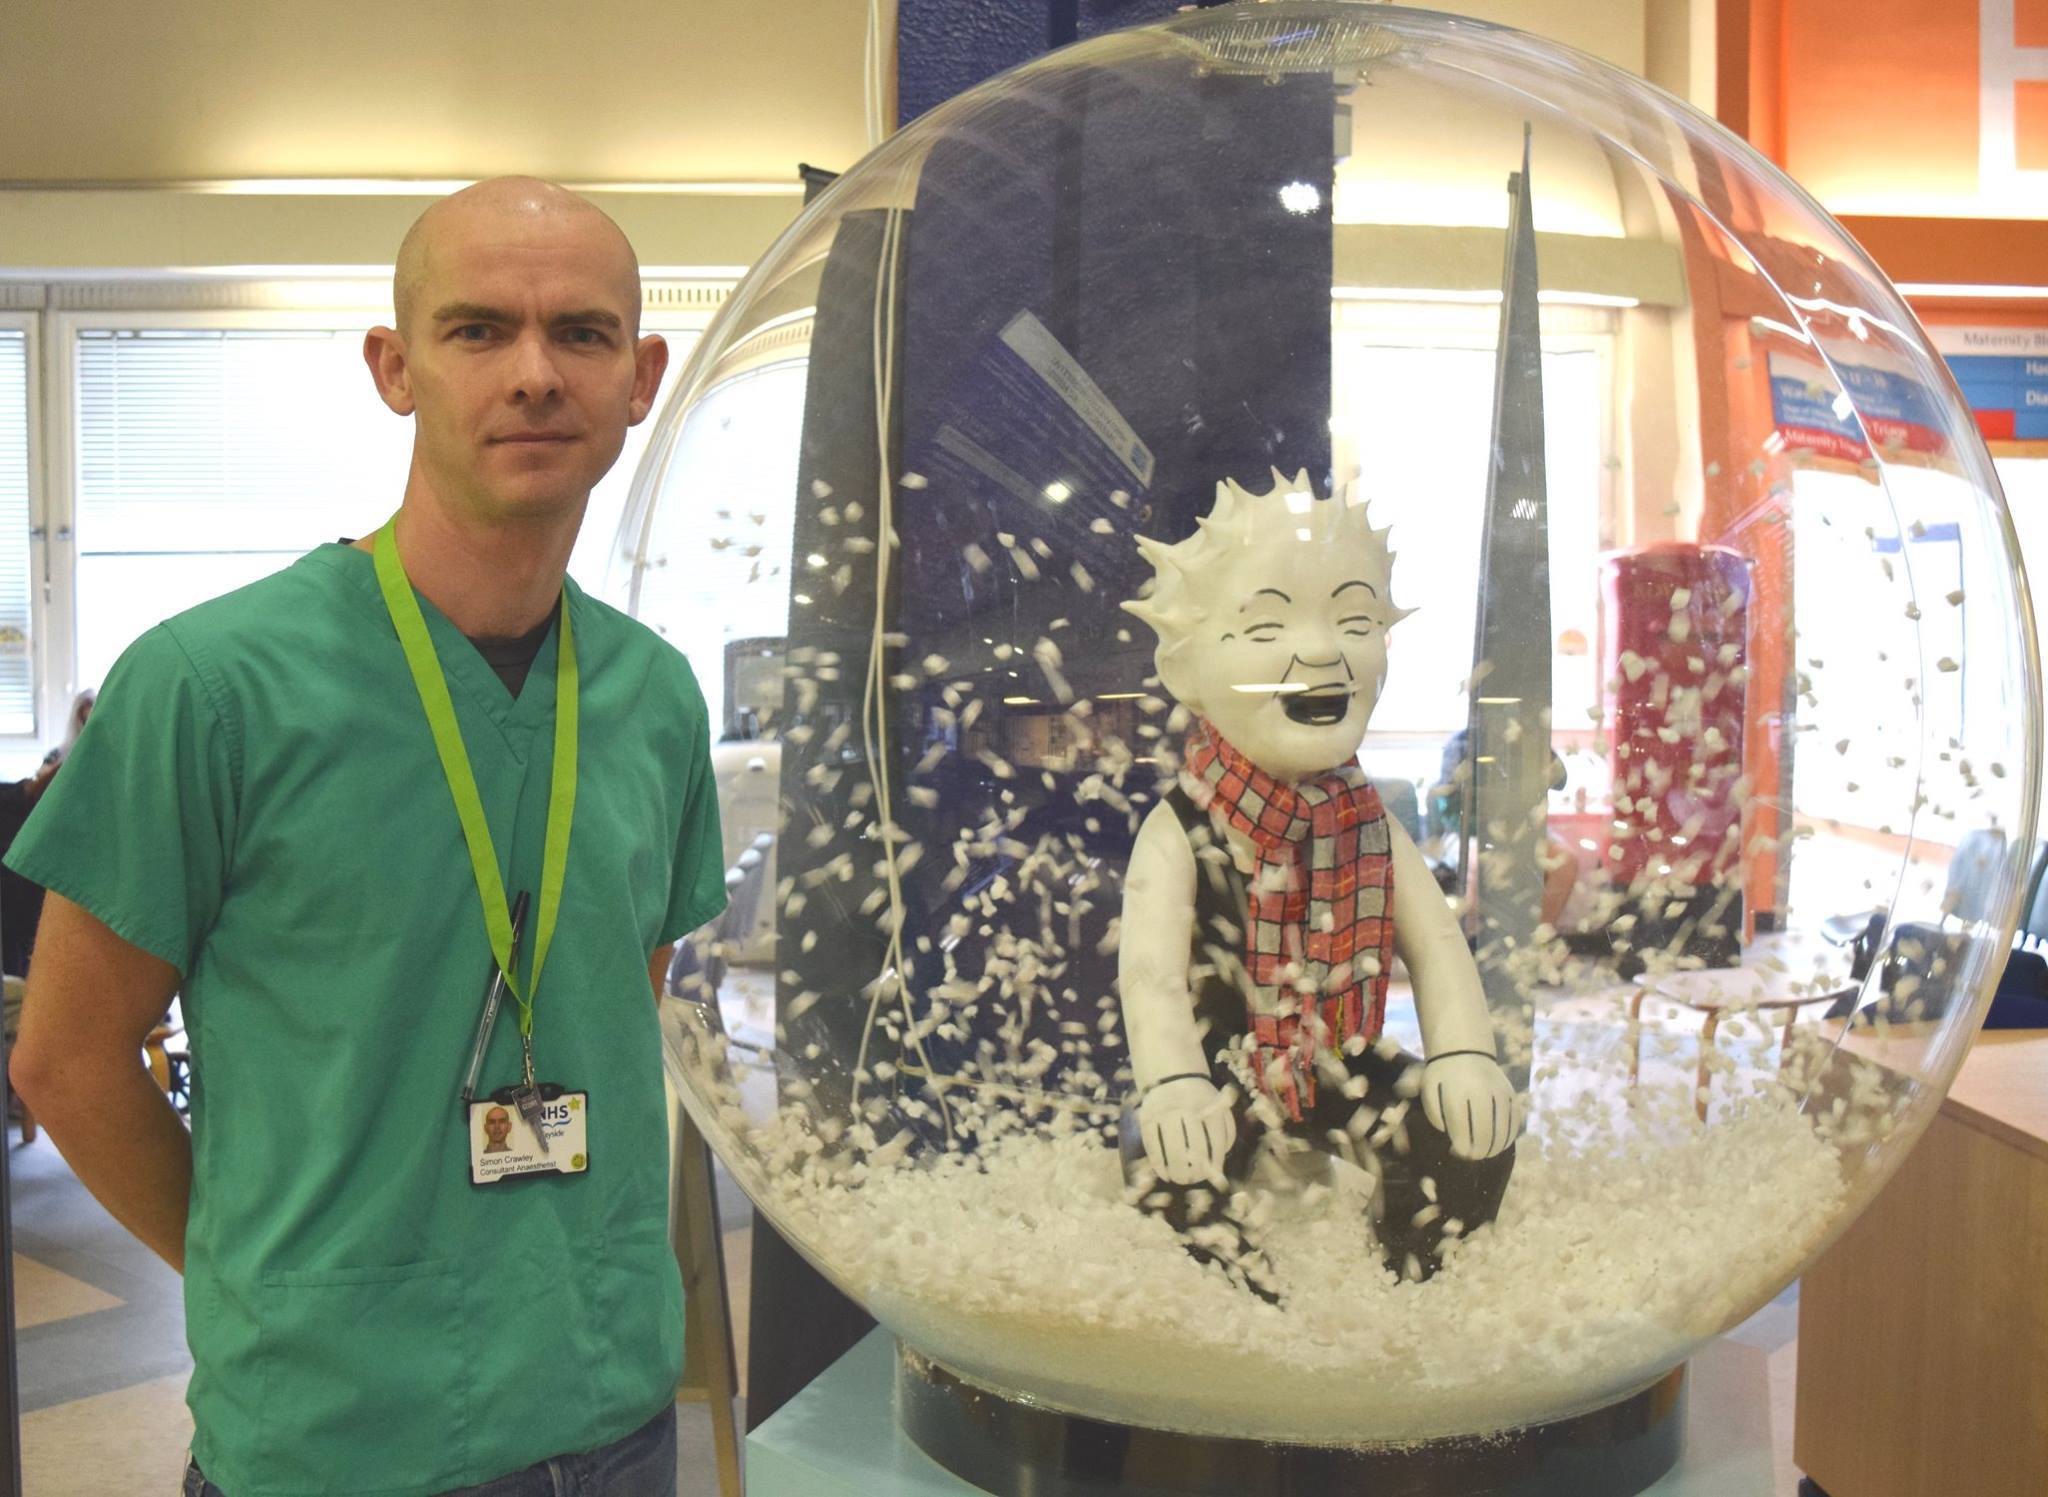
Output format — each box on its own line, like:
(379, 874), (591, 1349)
(1123, 469), (1410, 675)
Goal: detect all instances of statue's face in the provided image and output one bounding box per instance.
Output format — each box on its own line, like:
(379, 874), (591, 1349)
(1164, 533), (1392, 780)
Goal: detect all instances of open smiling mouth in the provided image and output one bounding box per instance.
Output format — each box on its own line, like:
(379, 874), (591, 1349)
(1282, 686), (1352, 725)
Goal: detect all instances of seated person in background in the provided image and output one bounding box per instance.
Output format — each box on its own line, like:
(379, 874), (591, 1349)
(41, 689), (95, 771)
(0, 692), (93, 976)
(1430, 727), (1579, 930)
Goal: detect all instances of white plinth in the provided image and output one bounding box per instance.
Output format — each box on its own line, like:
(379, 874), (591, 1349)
(746, 1330), (1781, 1496)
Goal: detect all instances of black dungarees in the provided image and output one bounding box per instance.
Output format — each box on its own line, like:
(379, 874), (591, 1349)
(1119, 785), (1517, 1292)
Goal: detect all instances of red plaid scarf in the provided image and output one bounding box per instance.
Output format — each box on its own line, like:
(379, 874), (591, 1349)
(1183, 719), (1394, 1123)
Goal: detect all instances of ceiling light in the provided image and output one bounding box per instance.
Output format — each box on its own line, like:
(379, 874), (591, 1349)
(122, 177), (808, 197)
(1896, 282), (2048, 299)
(1279, 181), (1322, 215)
(1330, 286), (1640, 308)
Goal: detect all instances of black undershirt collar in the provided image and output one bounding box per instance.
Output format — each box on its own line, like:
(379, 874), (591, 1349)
(336, 538), (556, 697)
(466, 611), (557, 698)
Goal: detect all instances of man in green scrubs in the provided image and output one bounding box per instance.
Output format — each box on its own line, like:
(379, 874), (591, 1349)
(6, 178), (727, 1494)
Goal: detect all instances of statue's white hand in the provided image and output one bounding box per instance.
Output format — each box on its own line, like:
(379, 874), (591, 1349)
(1419, 1053), (1521, 1160)
(1137, 1075), (1237, 1185)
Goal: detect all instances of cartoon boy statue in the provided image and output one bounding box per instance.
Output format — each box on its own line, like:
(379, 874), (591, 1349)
(1119, 471), (1519, 1297)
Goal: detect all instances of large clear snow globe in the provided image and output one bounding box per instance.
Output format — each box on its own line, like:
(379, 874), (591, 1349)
(611, 0), (2039, 1453)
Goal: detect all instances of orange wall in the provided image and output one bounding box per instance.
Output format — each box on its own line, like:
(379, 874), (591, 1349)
(1721, 6), (2048, 298)
(1666, 183), (1798, 924)
(1779, 0), (1980, 213)
(2023, 0), (2048, 48)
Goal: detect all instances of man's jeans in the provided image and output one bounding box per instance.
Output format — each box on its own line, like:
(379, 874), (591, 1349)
(181, 1405), (677, 1496)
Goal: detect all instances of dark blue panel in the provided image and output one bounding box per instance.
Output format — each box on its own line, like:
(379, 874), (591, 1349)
(846, 0), (1338, 1140)
(897, 0), (1052, 127)
(896, 57), (1335, 581)
(879, 47), (1336, 1118)
(1076, 0), (1222, 38)
(897, 0), (1235, 126)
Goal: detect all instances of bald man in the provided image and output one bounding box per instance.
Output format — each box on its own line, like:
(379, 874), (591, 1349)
(7, 179), (728, 1495)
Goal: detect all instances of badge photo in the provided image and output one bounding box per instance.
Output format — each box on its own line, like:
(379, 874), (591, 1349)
(468, 1087), (589, 1186)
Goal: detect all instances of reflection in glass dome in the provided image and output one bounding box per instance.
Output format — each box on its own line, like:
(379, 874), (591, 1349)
(612, 1), (2039, 1446)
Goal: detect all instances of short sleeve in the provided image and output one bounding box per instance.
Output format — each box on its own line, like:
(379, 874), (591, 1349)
(657, 662), (728, 948)
(4, 625), (237, 975)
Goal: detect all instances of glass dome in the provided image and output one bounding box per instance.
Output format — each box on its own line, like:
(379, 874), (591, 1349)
(611, 1), (2040, 1444)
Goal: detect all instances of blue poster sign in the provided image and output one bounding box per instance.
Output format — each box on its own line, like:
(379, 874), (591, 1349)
(1932, 325), (2048, 442)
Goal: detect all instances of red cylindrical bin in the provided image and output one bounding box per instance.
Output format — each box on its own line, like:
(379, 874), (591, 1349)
(1599, 543), (1753, 964)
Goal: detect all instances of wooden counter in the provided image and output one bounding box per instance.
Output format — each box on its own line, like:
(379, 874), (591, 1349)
(1794, 1029), (2048, 1497)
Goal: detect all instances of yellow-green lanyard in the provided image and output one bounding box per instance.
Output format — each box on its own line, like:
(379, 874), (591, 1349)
(372, 519), (578, 1048)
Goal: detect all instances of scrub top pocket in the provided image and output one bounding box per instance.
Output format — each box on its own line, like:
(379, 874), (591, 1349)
(253, 1258), (469, 1495)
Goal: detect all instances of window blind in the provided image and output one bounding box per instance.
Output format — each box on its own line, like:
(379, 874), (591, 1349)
(69, 322), (706, 687)
(0, 333), (35, 735)
(75, 329), (408, 557)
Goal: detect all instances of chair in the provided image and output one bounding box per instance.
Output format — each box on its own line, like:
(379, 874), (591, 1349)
(4, 974), (31, 1144)
(1825, 831), (2048, 1028)
(1372, 776), (1424, 845)
(2017, 841), (2048, 953)
(144, 1023), (181, 1094)
(1629, 963), (1857, 1121)
(1823, 830), (2001, 992)
(1949, 829), (2019, 925)
(669, 832), (775, 1005)
(158, 1026), (192, 1115)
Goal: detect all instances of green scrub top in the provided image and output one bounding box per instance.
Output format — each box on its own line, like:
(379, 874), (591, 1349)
(6, 544), (727, 1496)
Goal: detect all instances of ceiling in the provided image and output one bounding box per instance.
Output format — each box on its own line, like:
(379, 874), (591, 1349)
(0, 0), (874, 185)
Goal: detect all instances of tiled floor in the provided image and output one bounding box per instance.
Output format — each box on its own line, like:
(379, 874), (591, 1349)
(21, 1371), (193, 1496)
(11, 1255), (120, 1333)
(5, 1125), (756, 1496)
(1734, 1279), (1806, 1495)
(9, 1126), (195, 1493)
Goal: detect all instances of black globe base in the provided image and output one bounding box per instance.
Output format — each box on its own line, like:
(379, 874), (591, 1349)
(897, 1345), (1686, 1497)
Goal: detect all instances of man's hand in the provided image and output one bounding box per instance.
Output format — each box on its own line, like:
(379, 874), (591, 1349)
(1137, 1074), (1237, 1185)
(1420, 1053), (1520, 1160)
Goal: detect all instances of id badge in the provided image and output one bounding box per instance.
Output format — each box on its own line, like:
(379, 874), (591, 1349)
(469, 1084), (589, 1186)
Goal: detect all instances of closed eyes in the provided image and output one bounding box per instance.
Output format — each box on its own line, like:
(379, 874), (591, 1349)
(1230, 616), (1374, 644)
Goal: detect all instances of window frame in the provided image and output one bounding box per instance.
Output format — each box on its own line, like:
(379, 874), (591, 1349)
(48, 306), (404, 746)
(1329, 300), (1622, 756)
(0, 309), (46, 758)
